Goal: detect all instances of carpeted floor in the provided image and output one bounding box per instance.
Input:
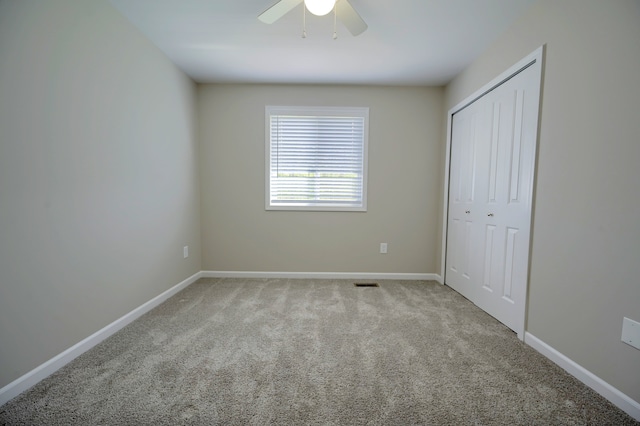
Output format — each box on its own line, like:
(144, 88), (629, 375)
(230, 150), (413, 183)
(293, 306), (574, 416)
(0, 278), (637, 425)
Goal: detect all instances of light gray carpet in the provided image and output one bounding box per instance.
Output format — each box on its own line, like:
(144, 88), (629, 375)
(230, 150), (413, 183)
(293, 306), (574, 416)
(0, 278), (637, 425)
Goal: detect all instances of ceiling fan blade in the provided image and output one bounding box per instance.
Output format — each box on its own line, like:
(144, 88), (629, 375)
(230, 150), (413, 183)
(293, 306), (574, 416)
(258, 0), (303, 24)
(336, 0), (368, 36)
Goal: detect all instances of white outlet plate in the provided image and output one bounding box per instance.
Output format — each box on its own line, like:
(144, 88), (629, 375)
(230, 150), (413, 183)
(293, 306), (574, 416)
(183, 246), (189, 259)
(621, 317), (640, 350)
(380, 243), (388, 254)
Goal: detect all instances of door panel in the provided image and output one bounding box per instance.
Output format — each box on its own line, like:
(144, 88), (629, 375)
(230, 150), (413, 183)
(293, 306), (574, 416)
(482, 224), (496, 292)
(503, 227), (519, 302)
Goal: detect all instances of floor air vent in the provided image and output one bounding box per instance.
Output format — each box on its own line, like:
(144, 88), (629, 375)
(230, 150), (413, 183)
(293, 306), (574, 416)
(354, 283), (379, 287)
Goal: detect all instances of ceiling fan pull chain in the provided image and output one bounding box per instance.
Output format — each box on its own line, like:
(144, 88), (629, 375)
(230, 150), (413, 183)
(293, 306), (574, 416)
(302, 5), (307, 38)
(333, 6), (338, 39)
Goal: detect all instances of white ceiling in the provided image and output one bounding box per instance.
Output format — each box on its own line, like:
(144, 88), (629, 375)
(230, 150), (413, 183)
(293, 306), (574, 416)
(108, 0), (535, 86)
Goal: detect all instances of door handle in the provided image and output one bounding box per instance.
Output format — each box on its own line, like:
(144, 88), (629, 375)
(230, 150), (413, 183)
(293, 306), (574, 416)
(465, 210), (470, 214)
(487, 213), (494, 217)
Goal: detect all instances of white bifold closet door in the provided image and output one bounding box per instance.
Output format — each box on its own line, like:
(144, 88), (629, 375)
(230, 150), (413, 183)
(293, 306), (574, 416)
(446, 57), (542, 338)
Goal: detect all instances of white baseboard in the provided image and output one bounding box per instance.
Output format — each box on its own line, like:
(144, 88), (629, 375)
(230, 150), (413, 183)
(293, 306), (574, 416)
(201, 270), (439, 281)
(525, 332), (640, 421)
(0, 271), (202, 407)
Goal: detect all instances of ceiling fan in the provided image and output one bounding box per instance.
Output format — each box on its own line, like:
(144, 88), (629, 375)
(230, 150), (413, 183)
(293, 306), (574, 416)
(258, 0), (368, 37)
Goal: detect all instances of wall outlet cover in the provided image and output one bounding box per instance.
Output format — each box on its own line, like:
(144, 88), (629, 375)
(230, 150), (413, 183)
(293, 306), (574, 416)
(621, 317), (640, 350)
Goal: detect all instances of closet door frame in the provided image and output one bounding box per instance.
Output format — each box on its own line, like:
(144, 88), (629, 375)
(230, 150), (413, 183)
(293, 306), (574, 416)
(440, 46), (545, 340)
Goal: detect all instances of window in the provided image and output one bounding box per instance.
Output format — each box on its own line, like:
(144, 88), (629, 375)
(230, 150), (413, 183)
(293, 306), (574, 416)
(266, 106), (369, 211)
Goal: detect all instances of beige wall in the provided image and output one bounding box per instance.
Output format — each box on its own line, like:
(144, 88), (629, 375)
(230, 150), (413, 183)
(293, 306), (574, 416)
(0, 0), (201, 388)
(199, 84), (443, 274)
(445, 0), (640, 402)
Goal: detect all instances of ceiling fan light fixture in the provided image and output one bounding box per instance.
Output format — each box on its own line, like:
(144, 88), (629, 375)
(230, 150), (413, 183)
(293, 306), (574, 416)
(304, 0), (337, 17)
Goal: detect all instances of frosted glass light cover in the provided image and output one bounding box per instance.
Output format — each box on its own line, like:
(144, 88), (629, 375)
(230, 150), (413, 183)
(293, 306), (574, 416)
(304, 0), (336, 16)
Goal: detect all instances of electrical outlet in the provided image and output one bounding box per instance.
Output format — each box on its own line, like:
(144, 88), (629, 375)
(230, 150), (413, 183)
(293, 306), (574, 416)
(380, 243), (388, 254)
(621, 317), (640, 350)
(183, 246), (189, 259)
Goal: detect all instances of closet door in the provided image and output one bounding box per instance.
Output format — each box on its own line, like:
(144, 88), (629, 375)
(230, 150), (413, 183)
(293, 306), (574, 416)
(445, 97), (490, 301)
(445, 57), (542, 337)
(473, 66), (540, 334)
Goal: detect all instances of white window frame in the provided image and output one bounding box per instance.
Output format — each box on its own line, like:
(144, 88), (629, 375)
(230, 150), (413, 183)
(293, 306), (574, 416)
(265, 106), (369, 212)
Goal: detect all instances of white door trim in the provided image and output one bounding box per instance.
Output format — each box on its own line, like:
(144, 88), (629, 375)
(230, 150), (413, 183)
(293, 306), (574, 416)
(440, 45), (545, 340)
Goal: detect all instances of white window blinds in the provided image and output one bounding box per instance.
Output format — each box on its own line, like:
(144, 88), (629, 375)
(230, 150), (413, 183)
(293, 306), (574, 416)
(266, 106), (369, 211)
